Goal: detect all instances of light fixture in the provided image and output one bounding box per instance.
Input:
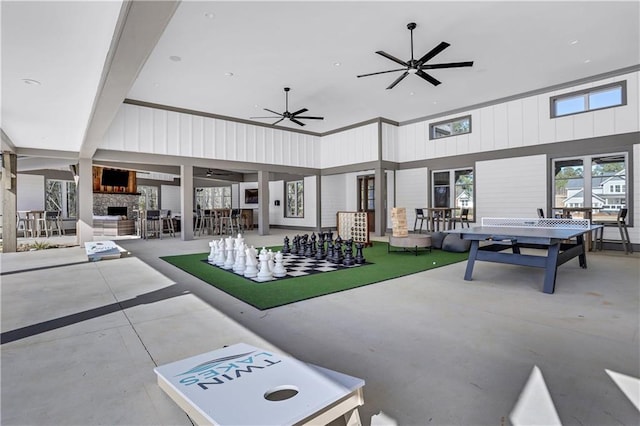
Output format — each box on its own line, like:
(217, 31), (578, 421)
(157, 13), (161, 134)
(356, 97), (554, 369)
(204, 12), (215, 19)
(333, 62), (341, 67)
(224, 72), (234, 77)
(584, 59), (591, 63)
(169, 55), (182, 62)
(22, 78), (41, 85)
(569, 39), (579, 45)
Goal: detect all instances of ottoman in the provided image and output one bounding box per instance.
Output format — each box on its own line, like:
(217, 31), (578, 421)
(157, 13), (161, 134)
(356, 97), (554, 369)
(388, 234), (432, 255)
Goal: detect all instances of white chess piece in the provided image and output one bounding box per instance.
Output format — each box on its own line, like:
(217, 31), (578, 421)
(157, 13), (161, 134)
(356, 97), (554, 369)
(236, 233), (245, 253)
(233, 242), (246, 274)
(272, 251), (287, 278)
(215, 239), (225, 266)
(208, 240), (216, 263)
(243, 246), (258, 278)
(268, 249), (275, 272)
(256, 250), (273, 282)
(223, 236), (235, 269)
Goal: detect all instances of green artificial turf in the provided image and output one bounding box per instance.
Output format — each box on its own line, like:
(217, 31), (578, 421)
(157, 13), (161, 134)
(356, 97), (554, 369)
(161, 242), (468, 310)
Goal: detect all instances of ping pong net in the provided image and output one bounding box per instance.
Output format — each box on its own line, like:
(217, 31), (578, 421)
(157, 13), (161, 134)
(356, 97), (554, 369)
(481, 217), (591, 229)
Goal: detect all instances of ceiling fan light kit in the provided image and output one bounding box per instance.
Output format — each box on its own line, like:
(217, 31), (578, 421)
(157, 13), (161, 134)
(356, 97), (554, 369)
(250, 87), (324, 127)
(357, 22), (474, 89)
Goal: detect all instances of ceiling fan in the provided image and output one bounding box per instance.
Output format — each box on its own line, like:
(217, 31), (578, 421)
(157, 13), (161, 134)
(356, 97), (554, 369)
(250, 87), (324, 126)
(357, 22), (474, 89)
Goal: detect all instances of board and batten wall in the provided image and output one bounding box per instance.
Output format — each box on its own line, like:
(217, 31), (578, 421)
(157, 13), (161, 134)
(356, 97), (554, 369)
(395, 71), (639, 162)
(102, 104), (320, 168)
(475, 155), (547, 220)
(319, 123), (379, 169)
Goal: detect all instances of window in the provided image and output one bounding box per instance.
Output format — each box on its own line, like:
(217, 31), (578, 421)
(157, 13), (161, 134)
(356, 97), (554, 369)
(285, 180), (304, 218)
(429, 115), (471, 140)
(431, 168), (474, 220)
(138, 185), (159, 210)
(553, 153), (628, 219)
(551, 81), (626, 118)
(46, 179), (76, 218)
(195, 186), (231, 210)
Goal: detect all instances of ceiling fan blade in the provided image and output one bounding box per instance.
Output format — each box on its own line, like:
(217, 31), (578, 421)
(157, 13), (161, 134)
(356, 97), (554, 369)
(416, 70), (441, 86)
(295, 116), (324, 120)
(376, 51), (409, 67)
(289, 118), (306, 126)
(250, 116), (282, 119)
(357, 68), (407, 78)
(291, 108), (308, 116)
(272, 118), (285, 126)
(264, 108), (283, 116)
(418, 41), (450, 64)
(422, 61), (474, 69)
(386, 71), (409, 89)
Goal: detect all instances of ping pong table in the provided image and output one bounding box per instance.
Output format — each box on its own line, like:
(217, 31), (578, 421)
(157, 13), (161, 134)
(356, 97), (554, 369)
(447, 218), (603, 294)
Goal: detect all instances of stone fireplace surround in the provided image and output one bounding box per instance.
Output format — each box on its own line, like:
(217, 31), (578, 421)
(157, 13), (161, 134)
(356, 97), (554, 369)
(93, 193), (140, 219)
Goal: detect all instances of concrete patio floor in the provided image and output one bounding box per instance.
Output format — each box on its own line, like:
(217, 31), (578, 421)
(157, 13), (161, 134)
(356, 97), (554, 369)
(1, 229), (639, 425)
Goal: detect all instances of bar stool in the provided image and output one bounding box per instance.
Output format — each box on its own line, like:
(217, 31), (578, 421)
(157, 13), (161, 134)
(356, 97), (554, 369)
(595, 208), (633, 254)
(219, 209), (234, 235)
(145, 210), (162, 239)
(160, 209), (175, 237)
(17, 211), (31, 237)
(231, 209), (242, 233)
(45, 211), (64, 236)
(413, 208), (426, 233)
(34, 211), (49, 237)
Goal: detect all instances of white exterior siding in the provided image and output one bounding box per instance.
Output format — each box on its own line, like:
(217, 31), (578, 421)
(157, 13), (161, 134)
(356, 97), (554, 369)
(319, 123), (378, 168)
(320, 174), (346, 228)
(475, 155), (547, 219)
(394, 168), (429, 231)
(396, 71), (640, 162)
(103, 104), (320, 167)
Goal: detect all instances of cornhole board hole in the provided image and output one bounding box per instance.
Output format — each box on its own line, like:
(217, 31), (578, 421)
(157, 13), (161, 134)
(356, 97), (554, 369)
(154, 343), (365, 425)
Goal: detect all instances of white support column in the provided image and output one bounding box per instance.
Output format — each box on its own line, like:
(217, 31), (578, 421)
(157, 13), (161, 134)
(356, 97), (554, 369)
(2, 151), (18, 252)
(257, 170), (270, 236)
(180, 164), (194, 240)
(76, 158), (94, 245)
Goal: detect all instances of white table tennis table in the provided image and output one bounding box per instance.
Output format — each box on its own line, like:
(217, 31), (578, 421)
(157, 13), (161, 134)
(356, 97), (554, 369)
(447, 218), (603, 294)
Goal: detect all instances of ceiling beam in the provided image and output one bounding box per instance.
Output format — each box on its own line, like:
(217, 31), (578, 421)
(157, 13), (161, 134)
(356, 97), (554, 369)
(79, 0), (180, 159)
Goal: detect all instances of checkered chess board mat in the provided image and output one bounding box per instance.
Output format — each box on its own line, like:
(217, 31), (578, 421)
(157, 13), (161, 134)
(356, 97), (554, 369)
(202, 252), (371, 283)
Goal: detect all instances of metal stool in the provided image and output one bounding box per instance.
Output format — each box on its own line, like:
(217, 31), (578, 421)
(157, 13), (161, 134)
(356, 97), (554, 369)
(161, 209), (175, 237)
(595, 208), (633, 254)
(413, 208), (426, 233)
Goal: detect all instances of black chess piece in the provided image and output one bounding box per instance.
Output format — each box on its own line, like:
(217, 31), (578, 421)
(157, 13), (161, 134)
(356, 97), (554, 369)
(304, 238), (313, 257)
(282, 236), (290, 254)
(326, 230), (333, 242)
(333, 238), (344, 264)
(327, 240), (335, 262)
(355, 242), (365, 264)
(343, 238), (355, 266)
(310, 233), (317, 256)
(292, 235), (300, 255)
(315, 232), (325, 260)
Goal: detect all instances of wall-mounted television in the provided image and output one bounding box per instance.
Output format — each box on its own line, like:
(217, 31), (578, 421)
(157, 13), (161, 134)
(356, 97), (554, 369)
(101, 168), (130, 187)
(245, 188), (258, 204)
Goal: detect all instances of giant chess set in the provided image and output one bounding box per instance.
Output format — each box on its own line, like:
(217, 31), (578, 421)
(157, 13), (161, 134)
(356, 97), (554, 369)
(205, 231), (368, 283)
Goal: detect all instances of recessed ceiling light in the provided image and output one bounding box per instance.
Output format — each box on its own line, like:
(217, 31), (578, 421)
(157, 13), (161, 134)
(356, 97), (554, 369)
(204, 12), (215, 19)
(409, 92), (415, 96)
(22, 78), (41, 85)
(569, 40), (579, 45)
(334, 62), (341, 67)
(584, 59), (591, 63)
(225, 72), (234, 77)
(432, 101), (438, 105)
(254, 104), (259, 108)
(169, 55), (182, 62)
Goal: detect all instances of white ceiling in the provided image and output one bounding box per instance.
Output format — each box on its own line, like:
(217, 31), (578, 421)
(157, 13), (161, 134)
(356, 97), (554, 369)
(2, 1), (639, 161)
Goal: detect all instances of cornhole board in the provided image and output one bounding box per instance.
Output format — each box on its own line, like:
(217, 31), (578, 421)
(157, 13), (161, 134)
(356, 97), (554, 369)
(84, 241), (128, 261)
(154, 343), (365, 425)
